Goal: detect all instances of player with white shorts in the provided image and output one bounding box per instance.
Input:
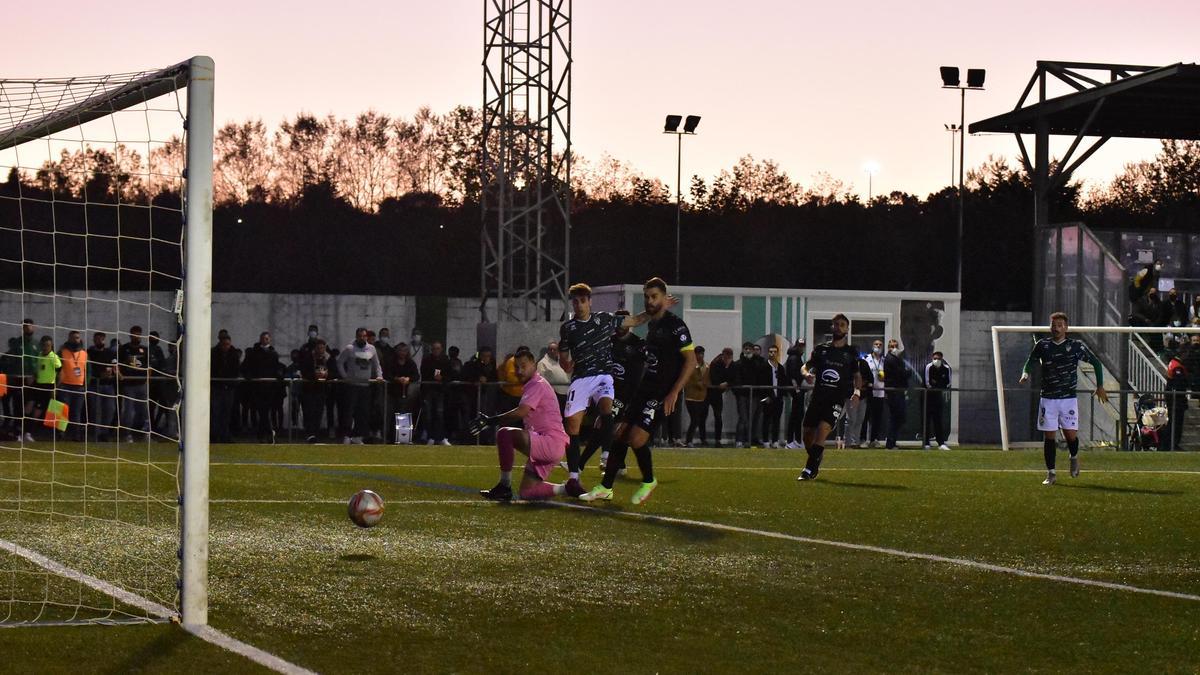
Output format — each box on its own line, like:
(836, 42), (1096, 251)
(1036, 397), (1079, 433)
(564, 373), (616, 418)
(1020, 312), (1106, 485)
(557, 283), (669, 497)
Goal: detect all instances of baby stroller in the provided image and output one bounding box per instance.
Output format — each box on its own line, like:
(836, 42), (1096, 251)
(1125, 394), (1168, 451)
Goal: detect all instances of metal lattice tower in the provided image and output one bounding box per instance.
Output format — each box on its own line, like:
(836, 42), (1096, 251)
(481, 0), (571, 322)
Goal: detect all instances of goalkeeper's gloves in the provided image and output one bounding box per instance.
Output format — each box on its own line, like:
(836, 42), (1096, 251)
(468, 413), (500, 436)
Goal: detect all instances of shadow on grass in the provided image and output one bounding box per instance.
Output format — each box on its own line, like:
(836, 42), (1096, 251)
(113, 625), (190, 673)
(339, 553), (377, 562)
(1064, 484), (1181, 496)
(820, 480), (911, 492)
(522, 501), (726, 544)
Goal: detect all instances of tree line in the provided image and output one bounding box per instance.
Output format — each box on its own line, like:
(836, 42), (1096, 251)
(4, 105), (1198, 311)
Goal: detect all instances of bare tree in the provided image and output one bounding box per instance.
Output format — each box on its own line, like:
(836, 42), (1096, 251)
(272, 113), (336, 202)
(330, 111), (393, 211)
(214, 120), (271, 205)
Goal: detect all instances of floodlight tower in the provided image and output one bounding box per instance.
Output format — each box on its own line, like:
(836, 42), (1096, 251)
(664, 114), (700, 284)
(481, 0), (572, 323)
(940, 66), (985, 294)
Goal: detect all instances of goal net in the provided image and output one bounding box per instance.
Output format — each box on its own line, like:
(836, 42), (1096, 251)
(992, 325), (1200, 452)
(0, 57), (212, 626)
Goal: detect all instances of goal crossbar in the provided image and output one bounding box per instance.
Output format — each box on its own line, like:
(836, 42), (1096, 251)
(0, 61), (192, 152)
(991, 325), (1200, 451)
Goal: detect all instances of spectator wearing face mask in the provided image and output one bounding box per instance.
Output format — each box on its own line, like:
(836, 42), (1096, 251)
(1129, 260), (1162, 305)
(922, 351), (952, 450)
(409, 328), (426, 365)
(863, 339), (887, 448)
(883, 339), (912, 449)
(536, 341), (571, 410)
(1165, 288), (1189, 327)
(1130, 287), (1165, 351)
(336, 327), (383, 444)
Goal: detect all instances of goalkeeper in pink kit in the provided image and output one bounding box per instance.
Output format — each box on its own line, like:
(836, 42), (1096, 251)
(474, 348), (570, 501)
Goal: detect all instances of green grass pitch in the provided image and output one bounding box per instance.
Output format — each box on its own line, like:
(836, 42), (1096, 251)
(2, 444), (1199, 673)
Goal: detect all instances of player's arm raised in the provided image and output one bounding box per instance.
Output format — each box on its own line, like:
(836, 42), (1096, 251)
(620, 295), (680, 328)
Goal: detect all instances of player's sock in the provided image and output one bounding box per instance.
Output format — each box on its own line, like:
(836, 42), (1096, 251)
(631, 444), (654, 483)
(566, 434), (582, 478)
(497, 427), (516, 473)
(499, 470), (512, 487)
(1043, 437), (1056, 471)
(805, 444), (825, 474)
(1066, 437), (1079, 458)
(579, 442), (598, 470)
(579, 414), (614, 470)
(602, 444), (629, 489)
(519, 482), (557, 500)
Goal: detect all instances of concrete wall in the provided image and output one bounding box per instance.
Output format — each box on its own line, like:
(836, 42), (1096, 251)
(957, 310), (1035, 444)
(2, 290), (416, 353)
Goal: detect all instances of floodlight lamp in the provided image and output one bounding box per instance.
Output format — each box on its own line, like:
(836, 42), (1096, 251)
(967, 68), (986, 88)
(863, 161), (880, 175)
(683, 115), (701, 133)
(940, 66), (960, 87)
(664, 115), (682, 132)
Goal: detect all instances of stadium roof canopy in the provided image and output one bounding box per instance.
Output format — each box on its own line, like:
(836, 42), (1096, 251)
(969, 61), (1200, 230)
(971, 61), (1200, 140)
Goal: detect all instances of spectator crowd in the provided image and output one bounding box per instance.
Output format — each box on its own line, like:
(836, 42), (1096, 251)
(3, 317), (963, 449)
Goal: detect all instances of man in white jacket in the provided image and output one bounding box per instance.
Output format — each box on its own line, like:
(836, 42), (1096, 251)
(336, 327), (383, 444)
(863, 339), (888, 448)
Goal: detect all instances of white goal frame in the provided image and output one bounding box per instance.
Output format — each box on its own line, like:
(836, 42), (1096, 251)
(991, 325), (1200, 452)
(0, 56), (213, 628)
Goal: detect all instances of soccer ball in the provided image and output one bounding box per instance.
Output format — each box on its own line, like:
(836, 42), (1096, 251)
(347, 489), (384, 528)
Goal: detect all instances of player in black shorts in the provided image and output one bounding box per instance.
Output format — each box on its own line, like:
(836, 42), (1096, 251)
(558, 283), (666, 497)
(581, 277), (694, 505)
(797, 314), (863, 481)
(578, 309), (647, 474)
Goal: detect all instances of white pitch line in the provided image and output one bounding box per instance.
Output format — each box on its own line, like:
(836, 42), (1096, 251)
(550, 502), (1200, 603)
(192, 462), (1200, 476)
(5, 459), (1200, 475)
(0, 538), (315, 674)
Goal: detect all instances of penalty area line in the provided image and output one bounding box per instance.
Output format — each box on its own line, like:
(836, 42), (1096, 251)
(0, 538), (316, 675)
(551, 502), (1200, 604)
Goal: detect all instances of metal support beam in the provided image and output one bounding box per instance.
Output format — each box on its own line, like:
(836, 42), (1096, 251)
(481, 0), (572, 323)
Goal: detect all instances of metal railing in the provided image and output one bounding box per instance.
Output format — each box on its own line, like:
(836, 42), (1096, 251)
(4, 377), (1195, 451)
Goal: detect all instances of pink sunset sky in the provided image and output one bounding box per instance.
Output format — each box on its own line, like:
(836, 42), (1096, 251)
(6, 0), (1198, 199)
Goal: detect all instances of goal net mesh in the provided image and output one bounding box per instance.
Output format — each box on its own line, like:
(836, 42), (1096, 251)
(991, 325), (1198, 452)
(0, 63), (199, 624)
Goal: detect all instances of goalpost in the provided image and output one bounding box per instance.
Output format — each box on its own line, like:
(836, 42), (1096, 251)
(0, 57), (212, 627)
(992, 325), (1200, 452)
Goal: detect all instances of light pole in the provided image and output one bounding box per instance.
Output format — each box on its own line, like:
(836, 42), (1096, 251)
(940, 66), (985, 295)
(863, 161), (880, 202)
(664, 114), (700, 284)
(943, 123), (960, 187)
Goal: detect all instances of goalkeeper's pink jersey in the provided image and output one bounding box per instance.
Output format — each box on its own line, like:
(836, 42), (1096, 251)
(520, 372), (568, 441)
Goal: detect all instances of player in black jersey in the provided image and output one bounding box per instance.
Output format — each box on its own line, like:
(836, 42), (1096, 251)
(578, 309), (647, 474)
(581, 278), (695, 505)
(558, 283), (669, 497)
(797, 314), (864, 481)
